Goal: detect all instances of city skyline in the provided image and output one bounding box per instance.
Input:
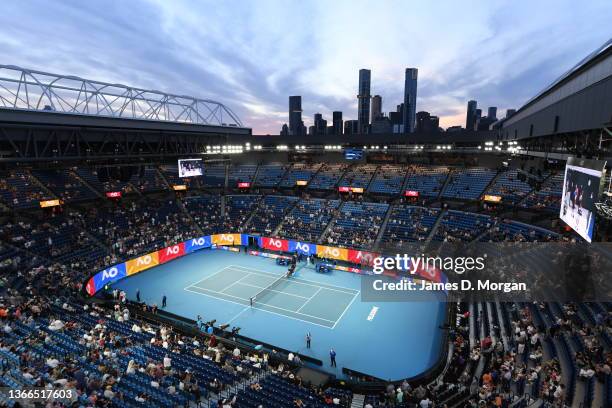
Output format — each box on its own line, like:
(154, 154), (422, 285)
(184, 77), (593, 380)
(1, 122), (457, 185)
(0, 0), (610, 134)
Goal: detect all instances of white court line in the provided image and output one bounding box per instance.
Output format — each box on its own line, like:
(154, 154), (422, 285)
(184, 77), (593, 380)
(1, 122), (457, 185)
(216, 273), (253, 294)
(183, 266), (249, 291)
(223, 281), (311, 300)
(226, 306), (250, 325)
(296, 287), (322, 313)
(331, 290), (360, 330)
(184, 285), (336, 323)
(183, 286), (335, 329)
(229, 264), (359, 295)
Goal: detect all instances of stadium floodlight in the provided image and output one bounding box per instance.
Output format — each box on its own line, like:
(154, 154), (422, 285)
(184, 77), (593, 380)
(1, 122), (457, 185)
(485, 141), (494, 146)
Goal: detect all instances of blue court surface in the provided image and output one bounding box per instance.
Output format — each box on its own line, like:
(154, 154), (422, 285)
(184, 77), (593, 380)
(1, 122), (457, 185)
(111, 249), (447, 380)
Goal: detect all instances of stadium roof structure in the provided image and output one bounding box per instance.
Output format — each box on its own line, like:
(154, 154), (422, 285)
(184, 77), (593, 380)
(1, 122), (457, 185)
(0, 65), (244, 128)
(521, 38), (612, 110)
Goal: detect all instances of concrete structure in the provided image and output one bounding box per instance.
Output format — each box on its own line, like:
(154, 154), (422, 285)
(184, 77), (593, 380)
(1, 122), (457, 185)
(502, 39), (612, 142)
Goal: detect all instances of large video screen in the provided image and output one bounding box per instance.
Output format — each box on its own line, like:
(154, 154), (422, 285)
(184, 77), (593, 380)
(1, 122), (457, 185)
(560, 157), (606, 243)
(345, 148), (363, 160)
(178, 158), (203, 177)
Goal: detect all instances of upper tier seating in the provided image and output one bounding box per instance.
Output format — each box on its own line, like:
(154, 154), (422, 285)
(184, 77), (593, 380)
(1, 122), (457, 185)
(308, 163), (349, 190)
(0, 169), (56, 209)
(441, 168), (497, 200)
(278, 199), (340, 242)
(381, 205), (440, 245)
(31, 168), (98, 202)
(485, 169), (533, 204)
(404, 165), (449, 197)
(325, 201), (388, 249)
(368, 165), (406, 195)
(246, 195), (299, 235)
(433, 210), (494, 242)
(520, 173), (564, 211)
(279, 163), (321, 188)
(338, 164), (378, 189)
(254, 164), (289, 188)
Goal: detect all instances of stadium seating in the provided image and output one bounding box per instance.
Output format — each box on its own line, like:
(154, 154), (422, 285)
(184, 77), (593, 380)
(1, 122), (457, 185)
(368, 165), (407, 195)
(380, 205), (440, 245)
(132, 167), (168, 193)
(278, 198), (341, 242)
(404, 165), (449, 197)
(521, 172), (564, 211)
(31, 168), (99, 202)
(308, 163), (349, 190)
(183, 195), (223, 235)
(246, 195), (299, 235)
(228, 164), (258, 186)
(0, 169), (56, 208)
(433, 210), (494, 242)
(484, 169), (533, 204)
(159, 165), (201, 190)
(338, 164), (378, 190)
(324, 201), (389, 249)
(254, 164), (288, 188)
(202, 164), (226, 188)
(279, 163), (321, 188)
(441, 167), (497, 200)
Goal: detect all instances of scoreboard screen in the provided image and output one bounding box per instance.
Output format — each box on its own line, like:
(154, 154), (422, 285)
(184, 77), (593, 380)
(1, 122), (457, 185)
(344, 149), (363, 160)
(178, 158), (203, 177)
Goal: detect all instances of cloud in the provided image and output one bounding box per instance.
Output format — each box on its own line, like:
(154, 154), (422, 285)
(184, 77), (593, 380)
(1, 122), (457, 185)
(0, 0), (610, 134)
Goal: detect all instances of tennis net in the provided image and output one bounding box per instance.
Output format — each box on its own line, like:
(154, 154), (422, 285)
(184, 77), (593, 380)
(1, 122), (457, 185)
(250, 274), (286, 306)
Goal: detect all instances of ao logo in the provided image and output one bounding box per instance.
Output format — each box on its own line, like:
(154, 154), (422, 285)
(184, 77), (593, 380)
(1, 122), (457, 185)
(220, 234), (234, 243)
(166, 245), (180, 255)
(102, 267), (120, 280)
(137, 255), (152, 265)
(268, 238), (283, 248)
(324, 247), (340, 257)
(296, 242), (310, 253)
(192, 237), (206, 246)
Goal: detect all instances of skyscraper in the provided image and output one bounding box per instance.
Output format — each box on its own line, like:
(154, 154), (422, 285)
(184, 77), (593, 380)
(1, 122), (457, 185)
(288, 96), (303, 136)
(371, 95), (382, 122)
(402, 68), (418, 133)
(357, 69), (371, 134)
(466, 100), (477, 131)
(332, 111), (343, 135)
(314, 113), (326, 135)
(487, 106), (497, 120)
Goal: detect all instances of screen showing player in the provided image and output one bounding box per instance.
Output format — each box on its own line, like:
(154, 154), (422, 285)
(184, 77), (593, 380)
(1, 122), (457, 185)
(560, 158), (606, 243)
(178, 158), (203, 177)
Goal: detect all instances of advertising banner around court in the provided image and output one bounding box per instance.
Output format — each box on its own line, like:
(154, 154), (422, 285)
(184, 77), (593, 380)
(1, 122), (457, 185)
(288, 240), (317, 255)
(158, 243), (186, 264)
(316, 245), (349, 261)
(347, 249), (380, 266)
(93, 263), (127, 292)
(85, 277), (96, 296)
(212, 233), (242, 246)
(126, 251), (159, 275)
(260, 237), (289, 252)
(185, 236), (212, 253)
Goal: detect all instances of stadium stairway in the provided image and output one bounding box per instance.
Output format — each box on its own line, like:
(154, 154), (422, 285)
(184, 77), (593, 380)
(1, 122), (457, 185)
(154, 165), (172, 190)
(423, 209), (447, 245)
(318, 206), (341, 244)
(435, 169), (453, 200)
(70, 169), (104, 198)
(176, 196), (204, 235)
(240, 195), (265, 232)
(478, 168), (504, 200)
(350, 393), (365, 408)
(373, 203), (394, 250)
(514, 171), (556, 208)
(271, 199), (300, 236)
(27, 169), (59, 201)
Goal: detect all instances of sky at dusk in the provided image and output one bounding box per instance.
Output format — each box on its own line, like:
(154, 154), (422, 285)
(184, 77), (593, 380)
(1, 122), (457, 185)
(0, 0), (610, 134)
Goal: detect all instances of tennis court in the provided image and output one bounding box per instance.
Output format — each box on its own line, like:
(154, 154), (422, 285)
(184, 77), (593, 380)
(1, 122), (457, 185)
(184, 265), (359, 328)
